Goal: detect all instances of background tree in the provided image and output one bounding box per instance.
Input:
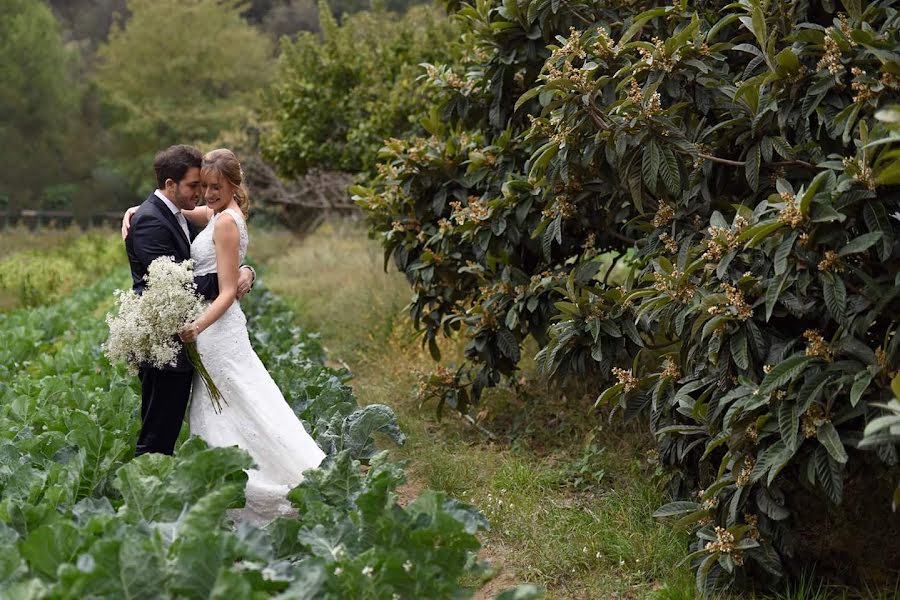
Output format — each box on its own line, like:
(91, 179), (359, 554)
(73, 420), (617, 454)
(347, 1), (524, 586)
(93, 0), (274, 192)
(262, 0), (458, 177)
(47, 0), (127, 46)
(354, 0), (900, 592)
(258, 0), (321, 38)
(0, 0), (77, 210)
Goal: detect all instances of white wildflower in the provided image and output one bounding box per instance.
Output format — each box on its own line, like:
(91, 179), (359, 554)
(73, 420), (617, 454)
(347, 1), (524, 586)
(403, 560), (413, 573)
(334, 567), (343, 576)
(105, 256), (224, 411)
(362, 565), (374, 577)
(105, 257), (203, 370)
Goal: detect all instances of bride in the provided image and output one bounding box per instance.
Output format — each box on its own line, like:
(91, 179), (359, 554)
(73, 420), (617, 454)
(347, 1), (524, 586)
(177, 148), (325, 524)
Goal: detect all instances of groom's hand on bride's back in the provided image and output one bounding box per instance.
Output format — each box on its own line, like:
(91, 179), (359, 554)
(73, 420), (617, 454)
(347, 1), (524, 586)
(237, 266), (255, 299)
(121, 206), (139, 240)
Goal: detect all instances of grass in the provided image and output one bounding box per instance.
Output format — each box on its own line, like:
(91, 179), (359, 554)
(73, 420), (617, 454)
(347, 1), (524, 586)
(0, 224), (87, 258)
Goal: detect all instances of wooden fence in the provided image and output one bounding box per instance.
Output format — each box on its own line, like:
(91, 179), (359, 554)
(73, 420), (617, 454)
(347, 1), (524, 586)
(0, 167), (362, 233)
(0, 210), (129, 230)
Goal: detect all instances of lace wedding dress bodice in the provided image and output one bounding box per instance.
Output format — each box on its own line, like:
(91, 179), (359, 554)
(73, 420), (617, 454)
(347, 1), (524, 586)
(192, 208), (248, 276)
(188, 207), (325, 525)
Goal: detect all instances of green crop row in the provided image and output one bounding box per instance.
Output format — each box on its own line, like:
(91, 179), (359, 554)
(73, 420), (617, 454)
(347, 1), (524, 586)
(0, 234), (123, 310)
(0, 271), (538, 599)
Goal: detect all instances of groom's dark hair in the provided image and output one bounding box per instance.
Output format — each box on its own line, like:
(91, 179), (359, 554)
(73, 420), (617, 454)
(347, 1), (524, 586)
(154, 145), (202, 188)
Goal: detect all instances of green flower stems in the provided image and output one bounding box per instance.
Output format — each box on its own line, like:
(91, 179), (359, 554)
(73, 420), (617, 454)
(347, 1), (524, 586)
(186, 341), (226, 413)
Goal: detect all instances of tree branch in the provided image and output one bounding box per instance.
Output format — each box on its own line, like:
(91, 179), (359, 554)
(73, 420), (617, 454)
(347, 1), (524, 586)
(678, 149), (817, 170)
(559, 0), (595, 25)
(586, 108), (818, 171)
(603, 253), (623, 286)
(696, 152), (745, 167)
(605, 229), (639, 245)
(454, 410), (500, 441)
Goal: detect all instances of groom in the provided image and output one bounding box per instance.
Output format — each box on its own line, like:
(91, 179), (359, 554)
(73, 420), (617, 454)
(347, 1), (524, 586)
(124, 144), (256, 456)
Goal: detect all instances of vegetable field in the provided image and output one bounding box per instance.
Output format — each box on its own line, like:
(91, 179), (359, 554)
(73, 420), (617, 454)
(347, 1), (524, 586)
(0, 245), (536, 599)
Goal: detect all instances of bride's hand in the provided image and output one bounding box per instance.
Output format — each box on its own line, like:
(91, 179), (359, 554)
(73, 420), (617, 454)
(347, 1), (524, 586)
(121, 206), (139, 240)
(179, 322), (200, 344)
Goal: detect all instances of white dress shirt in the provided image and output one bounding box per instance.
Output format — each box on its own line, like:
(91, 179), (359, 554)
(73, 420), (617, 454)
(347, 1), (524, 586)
(154, 189), (190, 241)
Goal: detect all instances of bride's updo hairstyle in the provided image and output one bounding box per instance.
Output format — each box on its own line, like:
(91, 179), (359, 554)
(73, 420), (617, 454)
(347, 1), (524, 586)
(202, 148), (250, 218)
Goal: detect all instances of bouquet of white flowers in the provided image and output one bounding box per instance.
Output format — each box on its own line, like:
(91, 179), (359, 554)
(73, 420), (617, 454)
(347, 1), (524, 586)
(105, 256), (224, 412)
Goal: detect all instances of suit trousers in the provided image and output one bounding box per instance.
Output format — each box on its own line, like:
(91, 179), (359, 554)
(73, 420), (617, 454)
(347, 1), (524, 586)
(135, 367), (193, 456)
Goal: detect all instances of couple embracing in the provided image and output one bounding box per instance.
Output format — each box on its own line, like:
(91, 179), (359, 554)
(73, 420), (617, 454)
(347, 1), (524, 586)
(123, 144), (325, 524)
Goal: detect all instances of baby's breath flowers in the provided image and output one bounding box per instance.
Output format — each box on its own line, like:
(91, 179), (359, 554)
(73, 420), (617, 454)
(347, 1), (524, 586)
(105, 256), (224, 412)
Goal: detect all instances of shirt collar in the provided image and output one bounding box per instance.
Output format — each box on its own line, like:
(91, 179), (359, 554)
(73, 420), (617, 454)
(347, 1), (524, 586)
(154, 189), (180, 215)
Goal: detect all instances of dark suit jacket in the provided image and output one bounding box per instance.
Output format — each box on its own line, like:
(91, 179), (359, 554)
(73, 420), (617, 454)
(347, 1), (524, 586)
(125, 193), (218, 372)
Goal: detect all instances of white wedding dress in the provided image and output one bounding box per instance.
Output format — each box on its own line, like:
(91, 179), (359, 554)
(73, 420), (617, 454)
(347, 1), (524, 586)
(188, 207), (326, 524)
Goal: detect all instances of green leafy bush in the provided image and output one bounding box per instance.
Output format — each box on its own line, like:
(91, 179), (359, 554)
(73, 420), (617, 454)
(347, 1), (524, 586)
(0, 234), (122, 309)
(354, 0), (900, 592)
(262, 1), (459, 176)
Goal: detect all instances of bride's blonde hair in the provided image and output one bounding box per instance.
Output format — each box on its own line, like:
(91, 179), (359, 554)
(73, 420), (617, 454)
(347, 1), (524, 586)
(202, 148), (250, 218)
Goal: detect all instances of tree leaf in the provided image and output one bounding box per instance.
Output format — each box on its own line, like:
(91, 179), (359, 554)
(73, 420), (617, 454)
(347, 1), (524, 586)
(838, 231), (882, 257)
(799, 170), (831, 215)
(496, 328), (521, 362)
(821, 274), (846, 323)
(755, 487), (790, 520)
(814, 446), (843, 504)
(730, 331), (749, 370)
(850, 372), (872, 408)
(863, 201), (895, 261)
(774, 230), (798, 276)
(745, 144), (761, 191)
(642, 140), (660, 192)
(758, 355), (814, 396)
(765, 272), (788, 322)
(777, 400), (799, 451)
(660, 144), (681, 196)
(817, 421), (848, 464)
(653, 501), (702, 518)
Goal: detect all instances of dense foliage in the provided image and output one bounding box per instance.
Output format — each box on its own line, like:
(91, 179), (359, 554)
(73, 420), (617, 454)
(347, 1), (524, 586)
(0, 0), (82, 208)
(353, 0), (900, 592)
(0, 262), (537, 598)
(263, 1), (459, 176)
(0, 235), (121, 309)
(93, 0), (274, 192)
